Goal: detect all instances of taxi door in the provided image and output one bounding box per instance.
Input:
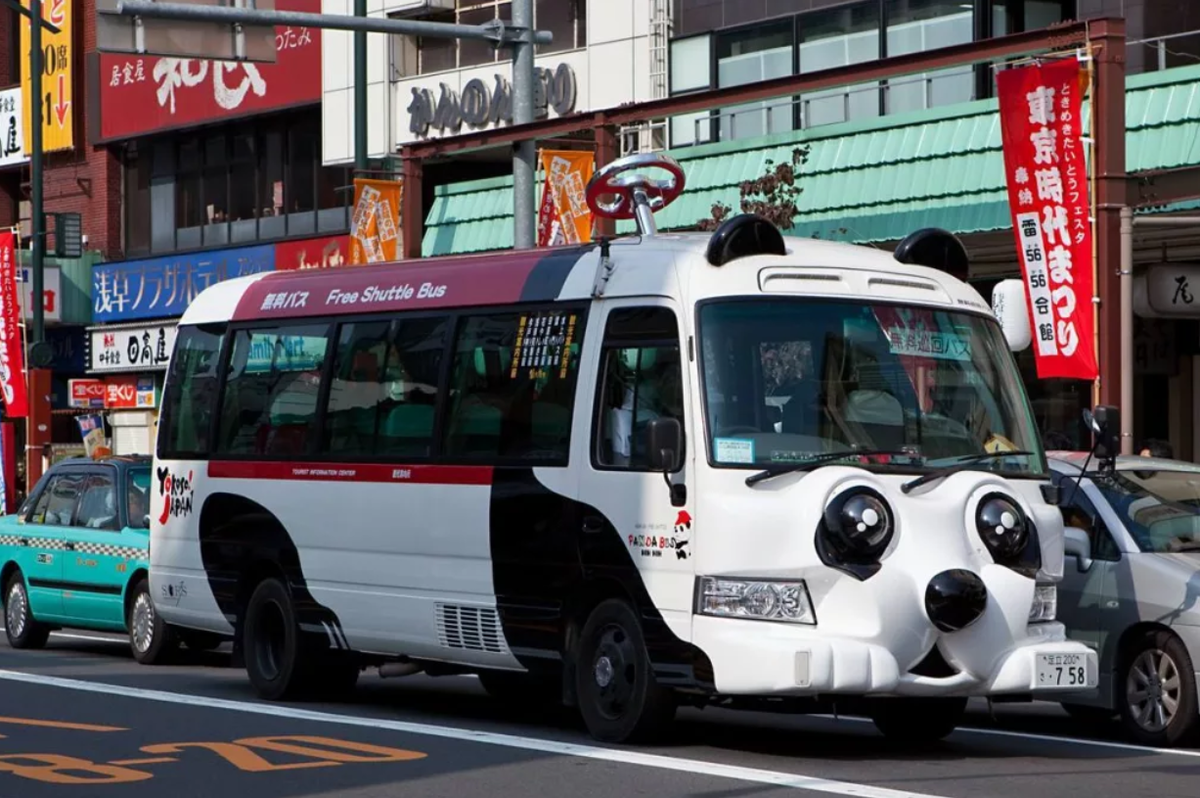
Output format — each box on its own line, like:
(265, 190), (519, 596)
(17, 470), (87, 620)
(61, 466), (136, 627)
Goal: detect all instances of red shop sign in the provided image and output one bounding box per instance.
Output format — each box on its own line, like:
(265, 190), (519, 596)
(996, 59), (1098, 381)
(0, 231), (27, 419)
(275, 235), (351, 271)
(96, 0), (321, 141)
(69, 379), (107, 409)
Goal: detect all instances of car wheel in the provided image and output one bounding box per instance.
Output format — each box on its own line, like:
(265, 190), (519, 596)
(128, 578), (178, 665)
(869, 697), (967, 743)
(179, 630), (224, 652)
(574, 599), (676, 744)
(1118, 629), (1200, 747)
(4, 573), (50, 649)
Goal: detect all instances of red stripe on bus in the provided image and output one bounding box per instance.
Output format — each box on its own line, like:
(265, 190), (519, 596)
(207, 461), (494, 486)
(233, 250), (547, 321)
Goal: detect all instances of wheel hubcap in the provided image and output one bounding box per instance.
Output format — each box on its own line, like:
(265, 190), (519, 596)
(132, 593), (155, 653)
(591, 624), (638, 721)
(1126, 648), (1181, 733)
(6, 583), (27, 638)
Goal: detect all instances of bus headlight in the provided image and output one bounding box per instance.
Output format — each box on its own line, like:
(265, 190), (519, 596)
(1029, 583), (1057, 623)
(696, 577), (816, 624)
(816, 486), (895, 579)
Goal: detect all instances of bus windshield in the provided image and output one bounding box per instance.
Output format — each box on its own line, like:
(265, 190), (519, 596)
(697, 298), (1046, 476)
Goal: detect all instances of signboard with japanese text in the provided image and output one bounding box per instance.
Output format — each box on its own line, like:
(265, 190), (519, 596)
(537, 150), (594, 247)
(350, 179), (402, 264)
(20, 0), (74, 153)
(95, 0), (320, 141)
(275, 235), (350, 271)
(88, 322), (179, 373)
(15, 266), (60, 323)
(0, 231), (27, 418)
(104, 374), (156, 409)
(92, 245), (275, 323)
(68, 378), (106, 409)
(1134, 264), (1200, 319)
(0, 88), (27, 168)
(997, 59), (1098, 381)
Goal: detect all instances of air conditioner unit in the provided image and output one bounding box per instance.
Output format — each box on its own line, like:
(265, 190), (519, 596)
(389, 0), (455, 16)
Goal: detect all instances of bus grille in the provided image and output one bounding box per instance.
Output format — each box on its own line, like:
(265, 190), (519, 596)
(435, 603), (508, 654)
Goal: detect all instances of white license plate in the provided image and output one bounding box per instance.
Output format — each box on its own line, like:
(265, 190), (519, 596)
(1036, 652), (1092, 688)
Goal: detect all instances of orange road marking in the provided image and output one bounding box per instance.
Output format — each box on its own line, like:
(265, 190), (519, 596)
(0, 716), (126, 732)
(108, 757), (178, 766)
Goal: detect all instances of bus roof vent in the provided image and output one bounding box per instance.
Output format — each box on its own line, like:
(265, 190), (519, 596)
(706, 214), (787, 266)
(893, 228), (970, 280)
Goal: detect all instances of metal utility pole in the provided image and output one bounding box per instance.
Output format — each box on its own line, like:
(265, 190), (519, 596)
(511, 0), (535, 250)
(29, 0), (44, 347)
(354, 0), (367, 173)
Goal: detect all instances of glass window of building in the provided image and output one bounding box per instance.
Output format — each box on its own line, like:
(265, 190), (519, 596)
(798, 3), (882, 129)
(668, 34), (712, 147)
(885, 0), (975, 115)
(716, 22), (795, 142)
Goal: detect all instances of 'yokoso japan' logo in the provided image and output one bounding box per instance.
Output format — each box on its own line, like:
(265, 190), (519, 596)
(156, 467), (195, 524)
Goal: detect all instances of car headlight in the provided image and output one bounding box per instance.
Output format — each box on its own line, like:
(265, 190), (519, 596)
(1029, 583), (1057, 623)
(696, 577), (816, 625)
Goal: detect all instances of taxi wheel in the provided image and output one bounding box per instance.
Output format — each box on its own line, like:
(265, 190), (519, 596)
(4, 573), (50, 649)
(575, 599), (677, 744)
(1118, 630), (1200, 747)
(868, 697), (967, 743)
(128, 578), (178, 665)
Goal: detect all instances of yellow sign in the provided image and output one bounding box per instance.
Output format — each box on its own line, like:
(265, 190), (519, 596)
(20, 0), (75, 153)
(349, 178), (403, 265)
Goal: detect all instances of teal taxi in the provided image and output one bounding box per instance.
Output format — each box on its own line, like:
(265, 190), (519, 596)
(0, 455), (219, 663)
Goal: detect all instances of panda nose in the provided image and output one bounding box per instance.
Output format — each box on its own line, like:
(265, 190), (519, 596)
(925, 569), (988, 633)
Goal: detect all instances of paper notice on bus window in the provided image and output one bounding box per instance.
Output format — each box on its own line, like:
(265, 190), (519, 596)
(884, 327), (972, 362)
(715, 438), (755, 464)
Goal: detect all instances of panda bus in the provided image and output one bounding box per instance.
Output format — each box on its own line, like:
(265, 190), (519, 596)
(149, 152), (1099, 744)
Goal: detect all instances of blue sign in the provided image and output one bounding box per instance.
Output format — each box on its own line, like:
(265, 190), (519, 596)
(46, 327), (86, 372)
(92, 245), (276, 323)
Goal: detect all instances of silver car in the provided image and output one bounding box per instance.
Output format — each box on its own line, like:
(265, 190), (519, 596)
(1046, 452), (1200, 746)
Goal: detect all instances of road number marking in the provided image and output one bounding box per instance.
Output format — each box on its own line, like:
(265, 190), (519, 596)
(0, 716), (126, 732)
(0, 754), (152, 784)
(139, 742), (338, 773)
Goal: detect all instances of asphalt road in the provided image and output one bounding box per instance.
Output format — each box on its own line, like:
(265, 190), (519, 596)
(1, 631), (1198, 798)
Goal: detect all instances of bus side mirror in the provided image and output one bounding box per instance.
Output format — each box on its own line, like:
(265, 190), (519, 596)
(647, 417), (682, 473)
(991, 279), (1032, 352)
(1063, 526), (1093, 572)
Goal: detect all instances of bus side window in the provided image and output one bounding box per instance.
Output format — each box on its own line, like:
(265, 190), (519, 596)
(443, 309), (584, 462)
(593, 307), (684, 470)
(217, 324), (332, 457)
(158, 323), (225, 459)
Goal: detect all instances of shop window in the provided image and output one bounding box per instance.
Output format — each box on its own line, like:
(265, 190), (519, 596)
(75, 474), (119, 531)
(459, 1), (505, 68)
(158, 323), (226, 458)
(259, 129), (286, 240)
(229, 131), (258, 243)
(176, 139), (203, 250)
(287, 123), (317, 236)
(124, 146), (152, 256)
(798, 3), (881, 128)
(202, 135), (230, 246)
(324, 317), (448, 458)
(444, 309), (585, 462)
(716, 22), (795, 141)
(217, 324), (332, 458)
(593, 308), (685, 470)
(317, 165), (351, 233)
(885, 0), (975, 114)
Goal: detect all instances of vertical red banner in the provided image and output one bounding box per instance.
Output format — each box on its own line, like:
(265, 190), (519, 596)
(996, 59), (1098, 381)
(0, 231), (28, 418)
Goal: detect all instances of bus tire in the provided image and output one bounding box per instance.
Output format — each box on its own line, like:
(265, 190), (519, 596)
(244, 577), (314, 701)
(128, 577), (178, 665)
(574, 598), (676, 744)
(4, 571), (50, 650)
(868, 697), (966, 743)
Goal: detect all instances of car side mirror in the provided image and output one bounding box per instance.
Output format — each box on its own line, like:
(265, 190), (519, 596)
(1063, 526), (1093, 572)
(1084, 405), (1121, 462)
(646, 417), (686, 508)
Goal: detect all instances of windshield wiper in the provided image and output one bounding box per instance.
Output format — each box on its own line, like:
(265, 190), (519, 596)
(900, 450), (1034, 495)
(746, 449), (915, 487)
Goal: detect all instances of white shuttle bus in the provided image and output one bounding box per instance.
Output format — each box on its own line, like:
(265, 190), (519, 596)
(150, 153), (1099, 744)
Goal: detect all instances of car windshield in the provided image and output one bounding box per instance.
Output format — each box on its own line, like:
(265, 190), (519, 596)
(697, 299), (1046, 476)
(127, 467), (151, 529)
(1089, 468), (1200, 553)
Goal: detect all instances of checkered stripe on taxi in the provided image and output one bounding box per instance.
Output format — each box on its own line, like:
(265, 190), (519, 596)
(0, 535), (69, 549)
(72, 541), (145, 560)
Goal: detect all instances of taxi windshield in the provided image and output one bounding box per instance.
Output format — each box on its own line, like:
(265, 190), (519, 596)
(128, 467), (151, 529)
(697, 298), (1046, 476)
(1090, 468), (1200, 553)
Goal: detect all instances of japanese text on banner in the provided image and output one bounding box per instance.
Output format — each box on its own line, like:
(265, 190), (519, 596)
(996, 58), (1097, 381)
(537, 151), (595, 247)
(350, 179), (402, 265)
(19, 0), (74, 153)
(0, 231), (28, 418)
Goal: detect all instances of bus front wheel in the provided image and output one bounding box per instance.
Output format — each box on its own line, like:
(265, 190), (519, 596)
(574, 599), (676, 744)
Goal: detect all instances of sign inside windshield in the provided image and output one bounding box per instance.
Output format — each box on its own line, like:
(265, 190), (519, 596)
(884, 327), (972, 361)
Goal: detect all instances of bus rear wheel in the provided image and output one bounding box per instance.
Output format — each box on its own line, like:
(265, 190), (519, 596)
(244, 578), (314, 700)
(574, 599), (676, 744)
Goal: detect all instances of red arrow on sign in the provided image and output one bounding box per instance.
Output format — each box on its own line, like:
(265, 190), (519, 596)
(54, 75), (69, 127)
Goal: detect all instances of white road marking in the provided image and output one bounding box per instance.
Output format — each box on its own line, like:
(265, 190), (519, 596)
(50, 632), (126, 645)
(0, 669), (945, 798)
